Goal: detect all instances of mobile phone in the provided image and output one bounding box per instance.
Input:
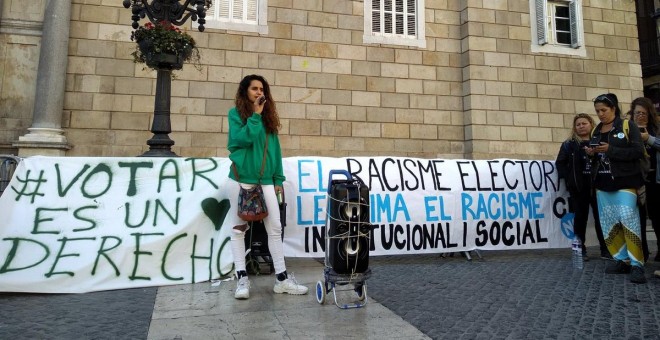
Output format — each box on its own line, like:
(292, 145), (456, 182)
(589, 141), (600, 147)
(258, 96), (266, 105)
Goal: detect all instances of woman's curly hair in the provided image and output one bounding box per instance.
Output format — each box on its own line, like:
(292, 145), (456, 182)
(235, 74), (281, 134)
(629, 97), (658, 135)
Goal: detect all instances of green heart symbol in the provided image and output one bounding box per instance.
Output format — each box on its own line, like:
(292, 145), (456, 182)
(201, 198), (231, 231)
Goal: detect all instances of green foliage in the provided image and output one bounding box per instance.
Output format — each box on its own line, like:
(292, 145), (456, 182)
(130, 21), (201, 71)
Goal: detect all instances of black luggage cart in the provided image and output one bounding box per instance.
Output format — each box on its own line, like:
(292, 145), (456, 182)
(316, 170), (372, 309)
(244, 192), (287, 275)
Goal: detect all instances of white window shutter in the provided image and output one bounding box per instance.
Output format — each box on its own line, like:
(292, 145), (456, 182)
(201, 0), (266, 32)
(406, 0), (416, 36)
(205, 0), (216, 20)
(535, 0), (547, 45)
(247, 0), (258, 22)
(219, 0), (229, 19)
(232, 0), (243, 20)
(363, 0), (424, 47)
(372, 0), (382, 33)
(569, 1), (580, 48)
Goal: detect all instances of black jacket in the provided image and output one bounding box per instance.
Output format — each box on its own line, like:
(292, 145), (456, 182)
(589, 117), (645, 187)
(556, 139), (587, 192)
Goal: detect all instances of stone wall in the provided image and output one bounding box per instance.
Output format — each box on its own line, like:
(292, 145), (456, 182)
(0, 0), (644, 159)
(462, 0), (642, 159)
(0, 0), (44, 154)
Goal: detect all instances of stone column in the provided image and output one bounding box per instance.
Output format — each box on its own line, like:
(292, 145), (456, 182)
(13, 0), (71, 157)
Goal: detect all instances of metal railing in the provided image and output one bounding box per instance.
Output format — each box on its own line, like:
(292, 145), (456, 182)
(0, 155), (21, 197)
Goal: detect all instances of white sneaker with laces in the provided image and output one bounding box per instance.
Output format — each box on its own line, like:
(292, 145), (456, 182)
(273, 273), (308, 295)
(234, 276), (250, 299)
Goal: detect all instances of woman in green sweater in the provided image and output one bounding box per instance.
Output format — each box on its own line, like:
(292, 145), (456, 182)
(227, 74), (308, 299)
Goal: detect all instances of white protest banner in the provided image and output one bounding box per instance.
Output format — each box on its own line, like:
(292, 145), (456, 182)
(0, 157), (234, 293)
(282, 157), (573, 257)
(0, 156), (572, 293)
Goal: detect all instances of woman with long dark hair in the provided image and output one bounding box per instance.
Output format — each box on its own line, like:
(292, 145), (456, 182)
(629, 97), (660, 262)
(226, 74), (308, 299)
(587, 93), (646, 283)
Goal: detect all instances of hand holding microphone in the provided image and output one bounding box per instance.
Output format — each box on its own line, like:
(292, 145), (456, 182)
(254, 95), (266, 114)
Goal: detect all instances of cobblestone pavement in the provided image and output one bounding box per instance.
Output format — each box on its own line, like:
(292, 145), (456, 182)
(367, 248), (660, 340)
(0, 248), (658, 339)
(0, 287), (157, 339)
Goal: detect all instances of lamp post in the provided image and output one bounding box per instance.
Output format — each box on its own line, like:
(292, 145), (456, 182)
(123, 0), (209, 157)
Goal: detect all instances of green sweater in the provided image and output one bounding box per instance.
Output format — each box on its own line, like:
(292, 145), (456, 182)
(227, 107), (285, 185)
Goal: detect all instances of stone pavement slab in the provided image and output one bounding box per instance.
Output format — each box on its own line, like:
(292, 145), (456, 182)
(147, 258), (430, 340)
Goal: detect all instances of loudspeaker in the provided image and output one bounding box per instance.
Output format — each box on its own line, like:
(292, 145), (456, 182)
(327, 179), (371, 274)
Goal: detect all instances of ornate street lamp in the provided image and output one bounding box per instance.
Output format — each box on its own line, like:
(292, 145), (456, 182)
(123, 0), (210, 157)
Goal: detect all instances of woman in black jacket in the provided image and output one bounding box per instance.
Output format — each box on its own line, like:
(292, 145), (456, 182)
(629, 97), (660, 262)
(587, 93), (646, 284)
(556, 113), (608, 260)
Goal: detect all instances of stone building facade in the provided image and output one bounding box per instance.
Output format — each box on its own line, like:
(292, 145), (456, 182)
(0, 0), (644, 159)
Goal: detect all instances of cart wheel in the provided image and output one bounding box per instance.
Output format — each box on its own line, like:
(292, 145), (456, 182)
(355, 284), (367, 301)
(245, 254), (260, 275)
(316, 281), (326, 304)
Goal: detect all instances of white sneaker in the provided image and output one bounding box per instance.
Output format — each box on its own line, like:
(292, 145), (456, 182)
(273, 273), (308, 295)
(234, 276), (250, 299)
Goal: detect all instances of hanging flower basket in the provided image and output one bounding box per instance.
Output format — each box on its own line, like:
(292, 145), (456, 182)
(137, 38), (193, 70)
(131, 21), (201, 72)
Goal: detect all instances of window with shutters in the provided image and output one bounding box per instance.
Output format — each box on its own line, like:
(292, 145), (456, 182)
(363, 0), (426, 48)
(529, 0), (585, 56)
(198, 0), (268, 34)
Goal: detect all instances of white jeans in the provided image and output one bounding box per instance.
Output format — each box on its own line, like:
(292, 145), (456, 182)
(227, 178), (286, 274)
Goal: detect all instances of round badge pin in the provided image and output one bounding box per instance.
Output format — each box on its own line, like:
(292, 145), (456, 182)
(617, 132), (625, 139)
